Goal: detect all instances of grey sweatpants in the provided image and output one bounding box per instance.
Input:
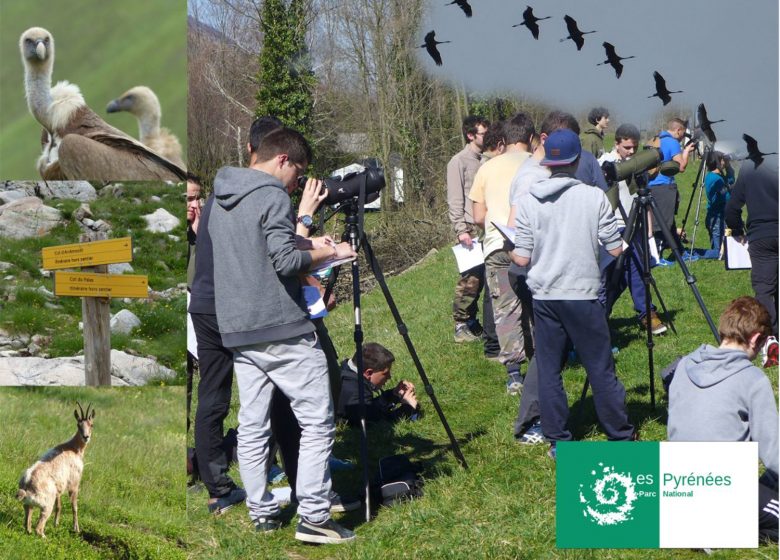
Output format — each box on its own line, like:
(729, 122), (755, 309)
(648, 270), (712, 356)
(233, 332), (335, 523)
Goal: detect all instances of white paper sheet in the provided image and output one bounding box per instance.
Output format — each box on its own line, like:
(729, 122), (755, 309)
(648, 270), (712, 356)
(725, 236), (751, 270)
(451, 240), (484, 272)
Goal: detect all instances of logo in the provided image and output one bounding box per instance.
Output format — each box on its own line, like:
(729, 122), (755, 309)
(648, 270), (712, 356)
(556, 442), (758, 549)
(578, 463), (637, 526)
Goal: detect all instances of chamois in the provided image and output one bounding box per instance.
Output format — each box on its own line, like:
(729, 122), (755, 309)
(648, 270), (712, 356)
(17, 402), (95, 538)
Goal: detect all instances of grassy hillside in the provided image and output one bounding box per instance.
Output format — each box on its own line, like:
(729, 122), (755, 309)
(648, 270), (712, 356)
(0, 183), (186, 379)
(186, 159), (778, 558)
(0, 0), (187, 179)
(0, 386), (186, 559)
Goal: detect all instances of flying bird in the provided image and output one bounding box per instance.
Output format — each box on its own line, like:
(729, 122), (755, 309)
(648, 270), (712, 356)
(512, 6), (551, 40)
(106, 86), (185, 168)
(19, 27), (185, 181)
(743, 133), (777, 167)
(696, 103), (725, 144)
(420, 31), (451, 66)
(446, 0), (472, 18)
(560, 15), (596, 51)
(647, 71), (683, 106)
(597, 42), (635, 79)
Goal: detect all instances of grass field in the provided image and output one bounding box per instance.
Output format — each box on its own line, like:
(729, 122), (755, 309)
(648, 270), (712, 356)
(185, 158), (778, 559)
(0, 0), (187, 179)
(0, 386), (186, 559)
(0, 182), (187, 380)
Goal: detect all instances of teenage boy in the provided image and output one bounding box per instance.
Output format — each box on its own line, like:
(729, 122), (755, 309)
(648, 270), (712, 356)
(667, 296), (778, 543)
(337, 342), (421, 426)
(599, 123), (667, 334)
(447, 115), (490, 343)
(581, 106), (610, 159)
(512, 129), (635, 457)
(209, 126), (356, 543)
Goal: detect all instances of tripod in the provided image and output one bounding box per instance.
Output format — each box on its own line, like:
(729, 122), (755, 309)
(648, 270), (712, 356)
(323, 194), (467, 522)
(680, 145), (713, 259)
(577, 177), (720, 416)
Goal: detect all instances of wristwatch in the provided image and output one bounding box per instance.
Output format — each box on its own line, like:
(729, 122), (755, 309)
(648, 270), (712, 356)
(297, 215), (313, 229)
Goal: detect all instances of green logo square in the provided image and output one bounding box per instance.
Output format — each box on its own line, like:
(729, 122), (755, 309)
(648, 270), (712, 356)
(556, 442), (660, 548)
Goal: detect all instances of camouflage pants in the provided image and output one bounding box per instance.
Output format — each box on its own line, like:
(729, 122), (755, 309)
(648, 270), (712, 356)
(452, 264), (484, 324)
(485, 251), (532, 370)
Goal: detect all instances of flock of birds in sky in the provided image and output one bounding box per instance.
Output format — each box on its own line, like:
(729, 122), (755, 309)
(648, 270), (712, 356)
(421, 2), (777, 166)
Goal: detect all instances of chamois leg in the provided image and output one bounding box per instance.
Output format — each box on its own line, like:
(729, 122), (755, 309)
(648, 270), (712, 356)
(54, 494), (62, 526)
(24, 504), (32, 534)
(70, 488), (79, 533)
(35, 504), (52, 538)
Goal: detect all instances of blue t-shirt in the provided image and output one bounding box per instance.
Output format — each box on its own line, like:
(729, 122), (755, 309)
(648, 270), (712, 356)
(648, 131), (681, 187)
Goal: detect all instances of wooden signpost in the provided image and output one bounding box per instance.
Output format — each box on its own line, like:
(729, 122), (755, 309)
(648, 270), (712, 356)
(41, 233), (148, 386)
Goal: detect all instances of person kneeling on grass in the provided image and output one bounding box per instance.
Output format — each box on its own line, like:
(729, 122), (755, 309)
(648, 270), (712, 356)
(666, 296), (779, 543)
(337, 343), (421, 426)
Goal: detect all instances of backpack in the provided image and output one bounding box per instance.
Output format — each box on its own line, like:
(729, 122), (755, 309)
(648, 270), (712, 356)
(374, 454), (424, 506)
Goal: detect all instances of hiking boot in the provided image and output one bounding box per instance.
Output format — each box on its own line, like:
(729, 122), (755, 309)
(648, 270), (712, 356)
(516, 421), (545, 445)
(207, 486), (247, 515)
(254, 516), (282, 533)
(640, 311), (668, 335)
(466, 319), (484, 336)
(506, 372), (524, 395)
(762, 336), (779, 368)
(454, 322), (479, 343)
(295, 517), (356, 544)
(329, 491), (361, 513)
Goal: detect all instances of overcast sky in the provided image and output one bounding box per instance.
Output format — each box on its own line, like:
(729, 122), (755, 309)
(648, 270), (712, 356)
(419, 0), (778, 156)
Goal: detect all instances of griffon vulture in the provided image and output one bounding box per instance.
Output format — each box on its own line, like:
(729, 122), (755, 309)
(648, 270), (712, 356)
(20, 27), (186, 182)
(106, 86), (185, 168)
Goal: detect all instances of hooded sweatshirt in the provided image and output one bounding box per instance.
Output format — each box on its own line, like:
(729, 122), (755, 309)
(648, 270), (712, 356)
(208, 166), (314, 348)
(667, 344), (779, 474)
(514, 175), (622, 300)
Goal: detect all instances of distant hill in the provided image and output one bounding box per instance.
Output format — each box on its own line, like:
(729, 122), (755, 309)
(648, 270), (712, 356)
(0, 0), (187, 179)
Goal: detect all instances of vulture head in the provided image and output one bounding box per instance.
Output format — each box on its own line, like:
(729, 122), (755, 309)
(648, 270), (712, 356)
(20, 27), (54, 69)
(106, 86), (161, 121)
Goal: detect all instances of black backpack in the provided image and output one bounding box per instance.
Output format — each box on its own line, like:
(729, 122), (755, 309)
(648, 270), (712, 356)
(374, 454), (424, 506)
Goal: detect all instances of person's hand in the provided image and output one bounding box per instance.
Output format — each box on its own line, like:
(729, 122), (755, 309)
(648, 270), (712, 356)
(333, 242), (356, 259)
(683, 143), (695, 156)
(310, 235), (335, 250)
(458, 232), (474, 249)
(298, 178), (326, 216)
(188, 202), (201, 234)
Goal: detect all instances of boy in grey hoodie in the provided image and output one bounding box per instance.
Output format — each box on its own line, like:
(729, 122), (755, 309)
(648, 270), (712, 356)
(512, 129), (635, 455)
(208, 127), (357, 543)
(667, 296), (778, 542)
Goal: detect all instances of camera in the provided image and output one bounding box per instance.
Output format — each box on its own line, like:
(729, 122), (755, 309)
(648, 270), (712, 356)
(601, 147), (680, 184)
(298, 160), (385, 206)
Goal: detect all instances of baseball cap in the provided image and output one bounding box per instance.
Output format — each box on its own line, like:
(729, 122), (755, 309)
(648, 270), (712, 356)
(540, 128), (581, 166)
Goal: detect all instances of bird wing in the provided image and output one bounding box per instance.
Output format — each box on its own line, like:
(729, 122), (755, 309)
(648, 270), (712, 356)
(653, 71), (666, 90)
(58, 134), (185, 181)
(564, 15), (576, 35)
(614, 61), (624, 79)
(424, 30), (435, 43)
(697, 103), (708, 125)
(56, 105), (186, 180)
(523, 6), (533, 20)
(427, 44), (443, 66)
(743, 134), (759, 155)
(604, 42), (616, 58)
(460, 0), (472, 17)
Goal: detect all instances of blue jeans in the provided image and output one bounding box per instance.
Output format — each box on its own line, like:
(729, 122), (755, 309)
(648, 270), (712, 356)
(705, 212), (725, 253)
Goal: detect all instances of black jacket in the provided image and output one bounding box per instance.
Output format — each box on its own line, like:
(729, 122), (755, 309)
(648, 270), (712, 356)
(336, 360), (420, 426)
(725, 163), (778, 243)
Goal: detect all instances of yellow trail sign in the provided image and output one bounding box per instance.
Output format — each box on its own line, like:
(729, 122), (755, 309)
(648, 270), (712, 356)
(54, 271), (148, 299)
(42, 237), (132, 270)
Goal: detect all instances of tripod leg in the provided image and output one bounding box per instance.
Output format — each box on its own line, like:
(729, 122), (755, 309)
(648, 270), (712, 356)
(680, 149), (709, 234)
(637, 200), (656, 410)
(647, 196), (721, 344)
(349, 258), (371, 522)
(688, 169), (708, 263)
(362, 235), (468, 470)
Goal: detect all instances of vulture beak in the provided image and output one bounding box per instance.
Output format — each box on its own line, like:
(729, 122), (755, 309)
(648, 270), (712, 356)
(106, 99), (121, 113)
(35, 41), (47, 60)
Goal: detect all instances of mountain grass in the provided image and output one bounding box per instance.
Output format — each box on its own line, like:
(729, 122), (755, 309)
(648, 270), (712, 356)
(186, 156), (777, 558)
(0, 386), (186, 559)
(0, 182), (186, 380)
(0, 0), (187, 179)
